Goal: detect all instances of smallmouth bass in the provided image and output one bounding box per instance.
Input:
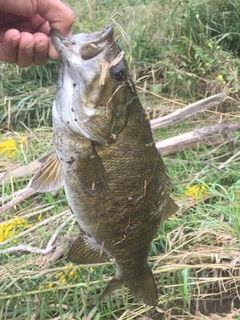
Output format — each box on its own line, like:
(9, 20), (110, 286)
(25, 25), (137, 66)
(29, 25), (178, 306)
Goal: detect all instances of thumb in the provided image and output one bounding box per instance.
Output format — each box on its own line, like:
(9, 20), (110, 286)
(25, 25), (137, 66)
(37, 0), (74, 60)
(38, 0), (74, 36)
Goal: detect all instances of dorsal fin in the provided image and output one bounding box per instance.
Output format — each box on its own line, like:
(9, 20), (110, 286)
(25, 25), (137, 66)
(28, 149), (64, 192)
(162, 196), (179, 221)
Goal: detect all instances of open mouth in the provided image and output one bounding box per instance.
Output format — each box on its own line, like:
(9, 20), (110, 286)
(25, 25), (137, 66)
(50, 26), (114, 60)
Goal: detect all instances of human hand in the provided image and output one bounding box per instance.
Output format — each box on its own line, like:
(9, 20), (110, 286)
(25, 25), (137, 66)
(0, 0), (74, 67)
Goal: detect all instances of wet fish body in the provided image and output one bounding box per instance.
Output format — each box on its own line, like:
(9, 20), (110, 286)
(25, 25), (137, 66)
(30, 26), (178, 306)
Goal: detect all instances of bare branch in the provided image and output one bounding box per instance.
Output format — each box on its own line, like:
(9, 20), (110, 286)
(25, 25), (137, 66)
(0, 160), (40, 183)
(0, 188), (36, 214)
(150, 92), (225, 130)
(156, 122), (240, 156)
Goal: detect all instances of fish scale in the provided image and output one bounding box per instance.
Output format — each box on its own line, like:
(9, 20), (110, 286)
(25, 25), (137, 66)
(29, 25), (178, 306)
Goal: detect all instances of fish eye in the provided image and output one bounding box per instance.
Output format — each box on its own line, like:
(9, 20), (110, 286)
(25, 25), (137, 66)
(111, 65), (124, 82)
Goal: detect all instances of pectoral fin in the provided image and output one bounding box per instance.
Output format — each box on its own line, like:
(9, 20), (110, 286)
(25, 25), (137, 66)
(28, 149), (63, 192)
(68, 236), (108, 264)
(75, 143), (108, 197)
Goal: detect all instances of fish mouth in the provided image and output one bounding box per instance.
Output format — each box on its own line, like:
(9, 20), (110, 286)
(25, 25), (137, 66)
(50, 25), (114, 60)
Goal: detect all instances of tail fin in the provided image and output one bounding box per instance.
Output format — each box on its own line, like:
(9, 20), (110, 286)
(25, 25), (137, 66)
(100, 266), (158, 306)
(100, 277), (124, 302)
(126, 268), (158, 306)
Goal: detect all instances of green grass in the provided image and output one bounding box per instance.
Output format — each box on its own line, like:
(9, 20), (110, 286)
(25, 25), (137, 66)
(1, 0), (240, 319)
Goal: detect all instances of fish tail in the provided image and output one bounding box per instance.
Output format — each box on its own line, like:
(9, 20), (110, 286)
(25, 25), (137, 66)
(100, 277), (124, 302)
(126, 268), (158, 306)
(100, 266), (158, 306)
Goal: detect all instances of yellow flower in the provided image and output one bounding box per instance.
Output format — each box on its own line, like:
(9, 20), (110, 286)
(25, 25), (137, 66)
(0, 138), (17, 158)
(217, 74), (223, 80)
(0, 137), (25, 158)
(217, 45), (220, 50)
(208, 43), (213, 48)
(37, 212), (42, 221)
(59, 277), (67, 283)
(47, 282), (54, 288)
(205, 62), (210, 66)
(0, 216), (32, 242)
(57, 264), (81, 283)
(186, 185), (207, 198)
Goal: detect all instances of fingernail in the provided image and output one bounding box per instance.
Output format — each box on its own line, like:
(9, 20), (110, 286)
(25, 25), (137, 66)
(11, 35), (20, 47)
(24, 41), (34, 54)
(35, 41), (48, 53)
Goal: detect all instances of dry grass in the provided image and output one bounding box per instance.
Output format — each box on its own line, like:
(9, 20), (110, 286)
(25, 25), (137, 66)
(1, 181), (240, 319)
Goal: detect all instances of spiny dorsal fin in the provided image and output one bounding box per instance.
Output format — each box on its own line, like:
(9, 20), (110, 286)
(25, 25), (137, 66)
(162, 196), (179, 222)
(157, 154), (173, 194)
(68, 236), (108, 264)
(28, 149), (63, 192)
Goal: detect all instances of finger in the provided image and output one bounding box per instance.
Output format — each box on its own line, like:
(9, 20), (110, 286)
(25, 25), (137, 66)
(33, 32), (49, 65)
(2, 29), (21, 64)
(17, 32), (35, 68)
(34, 20), (60, 61)
(48, 39), (60, 60)
(38, 0), (74, 36)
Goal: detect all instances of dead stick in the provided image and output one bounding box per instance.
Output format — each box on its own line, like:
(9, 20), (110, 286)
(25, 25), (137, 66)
(0, 188), (36, 215)
(0, 160), (40, 183)
(150, 92), (225, 130)
(156, 122), (240, 156)
(217, 150), (240, 170)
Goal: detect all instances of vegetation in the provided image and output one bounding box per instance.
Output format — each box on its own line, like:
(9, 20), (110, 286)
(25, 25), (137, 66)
(1, 0), (240, 319)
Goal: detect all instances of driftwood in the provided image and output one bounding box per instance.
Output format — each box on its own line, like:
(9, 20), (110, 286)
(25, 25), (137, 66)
(0, 160), (40, 183)
(156, 122), (240, 156)
(150, 92), (225, 130)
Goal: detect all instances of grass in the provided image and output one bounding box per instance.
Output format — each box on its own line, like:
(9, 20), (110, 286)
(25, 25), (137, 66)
(1, 0), (240, 319)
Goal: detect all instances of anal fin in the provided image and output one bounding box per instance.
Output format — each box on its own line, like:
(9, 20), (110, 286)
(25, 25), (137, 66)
(68, 236), (108, 264)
